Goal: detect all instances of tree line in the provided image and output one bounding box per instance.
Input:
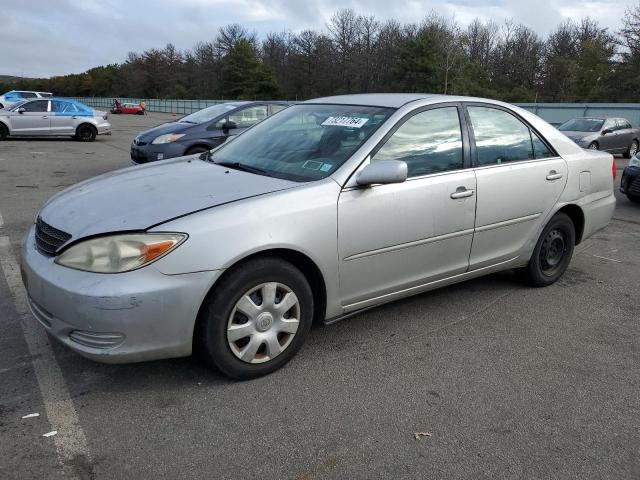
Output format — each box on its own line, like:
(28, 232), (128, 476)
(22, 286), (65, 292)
(5, 5), (640, 103)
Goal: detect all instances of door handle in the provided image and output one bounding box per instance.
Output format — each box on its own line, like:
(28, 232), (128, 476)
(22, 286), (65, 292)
(450, 187), (474, 199)
(546, 170), (563, 181)
(71, 116), (77, 119)
(41, 115), (49, 119)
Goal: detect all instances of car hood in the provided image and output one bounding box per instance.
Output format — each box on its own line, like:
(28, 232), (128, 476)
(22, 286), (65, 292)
(136, 121), (197, 142)
(38, 157), (298, 241)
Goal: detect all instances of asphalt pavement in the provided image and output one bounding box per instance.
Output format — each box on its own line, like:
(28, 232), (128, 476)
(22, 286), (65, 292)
(0, 113), (638, 479)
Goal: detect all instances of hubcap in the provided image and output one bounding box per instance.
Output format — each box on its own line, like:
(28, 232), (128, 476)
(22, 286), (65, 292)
(226, 282), (300, 364)
(539, 229), (566, 274)
(589, 143), (598, 150)
(630, 143), (638, 156)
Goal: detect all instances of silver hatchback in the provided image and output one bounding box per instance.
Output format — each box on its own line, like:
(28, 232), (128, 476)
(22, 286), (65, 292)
(0, 97), (111, 141)
(21, 94), (615, 379)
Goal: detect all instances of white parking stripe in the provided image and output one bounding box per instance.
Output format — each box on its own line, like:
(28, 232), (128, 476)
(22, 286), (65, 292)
(0, 211), (4, 228)
(0, 235), (91, 477)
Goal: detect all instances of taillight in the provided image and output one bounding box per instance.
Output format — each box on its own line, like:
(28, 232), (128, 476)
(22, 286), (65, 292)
(612, 158), (617, 180)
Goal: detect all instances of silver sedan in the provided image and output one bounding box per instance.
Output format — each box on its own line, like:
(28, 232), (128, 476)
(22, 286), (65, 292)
(21, 94), (616, 379)
(0, 98), (111, 141)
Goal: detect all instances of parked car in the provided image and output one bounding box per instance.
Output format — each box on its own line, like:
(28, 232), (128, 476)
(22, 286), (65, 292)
(558, 117), (640, 157)
(21, 94), (615, 379)
(0, 90), (52, 109)
(130, 101), (289, 163)
(0, 98), (111, 141)
(620, 152), (640, 203)
(111, 102), (145, 115)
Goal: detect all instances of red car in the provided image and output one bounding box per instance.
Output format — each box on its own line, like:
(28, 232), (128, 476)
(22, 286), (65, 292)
(111, 102), (145, 115)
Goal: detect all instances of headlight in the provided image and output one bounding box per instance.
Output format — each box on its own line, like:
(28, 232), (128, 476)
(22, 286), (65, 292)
(629, 156), (640, 168)
(152, 133), (185, 144)
(55, 233), (186, 273)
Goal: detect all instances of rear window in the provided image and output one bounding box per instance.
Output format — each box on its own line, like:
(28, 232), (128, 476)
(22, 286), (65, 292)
(39, 93), (53, 98)
(20, 92), (37, 98)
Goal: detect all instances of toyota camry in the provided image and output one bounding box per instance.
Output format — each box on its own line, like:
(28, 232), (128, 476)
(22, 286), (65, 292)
(21, 94), (616, 379)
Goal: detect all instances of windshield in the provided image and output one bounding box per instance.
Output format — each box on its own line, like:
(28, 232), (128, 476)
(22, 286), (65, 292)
(180, 103), (240, 124)
(559, 118), (604, 132)
(210, 104), (394, 182)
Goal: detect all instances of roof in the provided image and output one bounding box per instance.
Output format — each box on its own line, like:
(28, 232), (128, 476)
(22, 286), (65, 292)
(304, 93), (450, 108)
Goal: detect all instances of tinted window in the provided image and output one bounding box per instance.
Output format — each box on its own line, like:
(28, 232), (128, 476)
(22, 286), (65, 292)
(531, 131), (554, 159)
(21, 100), (49, 112)
(372, 107), (463, 177)
(617, 119), (632, 130)
(20, 92), (37, 98)
(468, 106), (533, 165)
(39, 93), (53, 98)
(52, 100), (78, 113)
(603, 118), (616, 131)
(228, 105), (269, 128)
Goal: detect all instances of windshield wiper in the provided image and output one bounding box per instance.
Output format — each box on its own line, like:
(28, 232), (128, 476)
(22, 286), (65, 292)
(213, 160), (271, 176)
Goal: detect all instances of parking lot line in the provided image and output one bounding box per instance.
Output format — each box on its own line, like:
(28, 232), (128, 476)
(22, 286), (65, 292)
(0, 235), (91, 478)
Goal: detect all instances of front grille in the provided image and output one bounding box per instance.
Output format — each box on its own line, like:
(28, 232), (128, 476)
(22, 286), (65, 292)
(35, 217), (71, 256)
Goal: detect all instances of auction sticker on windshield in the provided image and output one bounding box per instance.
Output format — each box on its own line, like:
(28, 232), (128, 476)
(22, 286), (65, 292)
(321, 116), (369, 128)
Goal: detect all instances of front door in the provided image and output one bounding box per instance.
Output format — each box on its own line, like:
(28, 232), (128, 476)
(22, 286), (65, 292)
(11, 100), (51, 135)
(464, 104), (568, 269)
(337, 105), (476, 310)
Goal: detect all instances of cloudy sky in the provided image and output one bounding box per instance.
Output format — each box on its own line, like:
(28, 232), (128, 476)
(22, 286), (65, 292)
(2, 0), (636, 78)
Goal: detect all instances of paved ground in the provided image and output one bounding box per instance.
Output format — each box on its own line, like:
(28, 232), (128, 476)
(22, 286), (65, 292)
(0, 113), (638, 479)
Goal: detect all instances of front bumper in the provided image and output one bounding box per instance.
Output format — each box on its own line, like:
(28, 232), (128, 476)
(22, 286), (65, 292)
(20, 225), (220, 364)
(620, 166), (640, 198)
(130, 141), (186, 164)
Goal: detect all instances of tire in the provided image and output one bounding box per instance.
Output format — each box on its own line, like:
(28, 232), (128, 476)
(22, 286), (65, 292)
(195, 257), (314, 380)
(624, 140), (639, 158)
(587, 142), (599, 150)
(516, 212), (575, 287)
(136, 110), (144, 115)
(628, 194), (640, 204)
(0, 123), (7, 140)
(75, 124), (97, 142)
(185, 146), (210, 156)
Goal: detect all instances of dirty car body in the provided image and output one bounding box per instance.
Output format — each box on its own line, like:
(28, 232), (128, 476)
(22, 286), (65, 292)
(21, 94), (616, 379)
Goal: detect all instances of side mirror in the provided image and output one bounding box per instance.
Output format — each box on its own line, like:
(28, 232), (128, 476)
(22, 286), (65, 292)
(17, 107), (26, 114)
(222, 120), (237, 132)
(602, 128), (613, 135)
(356, 160), (408, 186)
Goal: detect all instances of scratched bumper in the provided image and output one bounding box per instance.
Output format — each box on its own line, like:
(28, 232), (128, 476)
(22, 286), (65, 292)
(20, 225), (219, 364)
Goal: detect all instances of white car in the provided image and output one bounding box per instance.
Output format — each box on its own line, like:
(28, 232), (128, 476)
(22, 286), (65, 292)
(0, 90), (53, 109)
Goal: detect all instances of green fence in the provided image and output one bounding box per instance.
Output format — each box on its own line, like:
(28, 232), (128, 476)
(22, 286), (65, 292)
(71, 97), (640, 125)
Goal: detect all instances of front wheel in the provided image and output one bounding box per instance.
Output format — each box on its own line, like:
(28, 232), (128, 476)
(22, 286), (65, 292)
(625, 140), (639, 158)
(628, 194), (640, 204)
(0, 123), (7, 140)
(195, 257), (313, 380)
(185, 146), (209, 156)
(516, 212), (575, 287)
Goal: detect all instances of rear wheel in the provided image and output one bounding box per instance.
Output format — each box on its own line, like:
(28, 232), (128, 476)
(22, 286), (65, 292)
(588, 142), (599, 150)
(195, 257), (313, 380)
(0, 123), (7, 140)
(628, 194), (640, 204)
(516, 212), (575, 287)
(75, 124), (96, 142)
(625, 140), (639, 158)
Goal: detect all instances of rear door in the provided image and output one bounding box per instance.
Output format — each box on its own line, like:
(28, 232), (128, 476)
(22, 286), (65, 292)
(50, 100), (77, 135)
(464, 104), (568, 269)
(616, 119), (634, 152)
(10, 100), (51, 135)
